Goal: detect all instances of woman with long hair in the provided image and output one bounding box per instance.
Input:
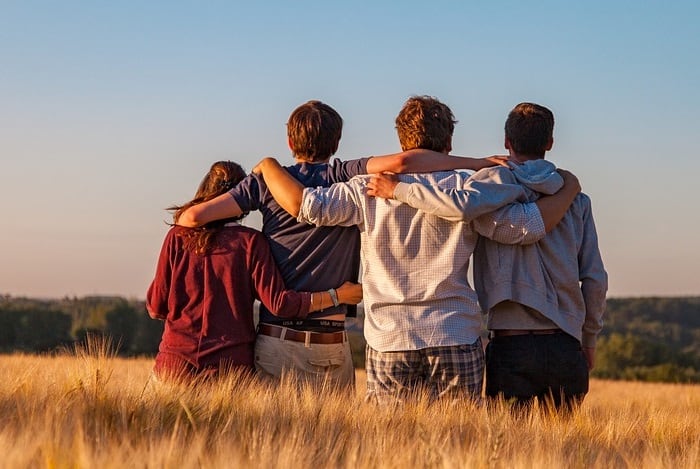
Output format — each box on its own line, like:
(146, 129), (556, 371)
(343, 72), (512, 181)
(146, 161), (362, 380)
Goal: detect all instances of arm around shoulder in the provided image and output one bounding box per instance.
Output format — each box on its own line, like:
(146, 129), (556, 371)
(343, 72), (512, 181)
(254, 157), (304, 217)
(177, 192), (243, 227)
(365, 149), (509, 174)
(535, 169), (581, 232)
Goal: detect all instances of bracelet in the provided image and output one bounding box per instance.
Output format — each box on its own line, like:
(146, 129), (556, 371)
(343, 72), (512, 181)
(327, 288), (339, 307)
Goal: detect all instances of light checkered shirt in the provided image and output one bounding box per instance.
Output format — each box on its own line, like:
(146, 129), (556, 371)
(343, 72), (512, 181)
(299, 170), (545, 352)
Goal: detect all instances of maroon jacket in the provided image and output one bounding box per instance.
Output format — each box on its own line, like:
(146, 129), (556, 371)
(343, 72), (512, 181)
(147, 224), (310, 372)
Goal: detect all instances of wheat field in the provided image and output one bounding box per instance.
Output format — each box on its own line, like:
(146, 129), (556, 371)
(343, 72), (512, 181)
(1, 340), (698, 468)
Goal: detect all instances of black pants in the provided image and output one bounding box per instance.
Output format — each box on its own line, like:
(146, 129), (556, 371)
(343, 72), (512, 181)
(485, 332), (589, 411)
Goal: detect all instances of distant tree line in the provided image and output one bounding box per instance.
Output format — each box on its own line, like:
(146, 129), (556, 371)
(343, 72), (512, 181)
(1, 294), (700, 383)
(592, 297), (700, 383)
(0, 295), (162, 356)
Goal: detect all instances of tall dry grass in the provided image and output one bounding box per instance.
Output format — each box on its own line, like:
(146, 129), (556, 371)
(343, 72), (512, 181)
(0, 338), (698, 468)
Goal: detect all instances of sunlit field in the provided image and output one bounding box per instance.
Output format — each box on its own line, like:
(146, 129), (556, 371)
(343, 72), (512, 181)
(1, 340), (698, 468)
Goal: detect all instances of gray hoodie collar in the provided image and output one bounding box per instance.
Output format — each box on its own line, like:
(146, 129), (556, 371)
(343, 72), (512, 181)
(508, 159), (563, 195)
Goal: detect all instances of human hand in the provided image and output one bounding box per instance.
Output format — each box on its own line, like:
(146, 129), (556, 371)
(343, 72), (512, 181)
(479, 155), (510, 169)
(336, 281), (363, 305)
(557, 169), (581, 194)
(366, 172), (399, 199)
(583, 347), (595, 370)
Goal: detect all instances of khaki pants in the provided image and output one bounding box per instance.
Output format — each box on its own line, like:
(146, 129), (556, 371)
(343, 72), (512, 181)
(254, 333), (355, 391)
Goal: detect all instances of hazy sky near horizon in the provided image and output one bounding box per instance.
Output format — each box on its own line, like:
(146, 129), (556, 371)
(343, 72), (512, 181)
(1, 1), (699, 299)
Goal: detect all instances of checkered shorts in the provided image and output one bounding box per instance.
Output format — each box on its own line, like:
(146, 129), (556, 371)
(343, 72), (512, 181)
(365, 337), (484, 405)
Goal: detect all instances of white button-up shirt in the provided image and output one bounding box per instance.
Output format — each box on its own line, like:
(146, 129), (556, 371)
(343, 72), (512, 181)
(298, 170), (545, 352)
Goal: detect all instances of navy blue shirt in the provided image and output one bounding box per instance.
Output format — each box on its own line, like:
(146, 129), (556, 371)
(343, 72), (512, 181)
(230, 158), (369, 325)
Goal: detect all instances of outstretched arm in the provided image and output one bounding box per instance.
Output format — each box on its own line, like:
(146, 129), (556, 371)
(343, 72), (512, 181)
(368, 169), (581, 234)
(367, 172), (526, 223)
(177, 193), (244, 227)
(252, 157), (304, 217)
(365, 148), (508, 174)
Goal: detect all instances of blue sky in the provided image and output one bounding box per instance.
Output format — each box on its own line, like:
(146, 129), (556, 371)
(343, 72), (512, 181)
(1, 1), (698, 298)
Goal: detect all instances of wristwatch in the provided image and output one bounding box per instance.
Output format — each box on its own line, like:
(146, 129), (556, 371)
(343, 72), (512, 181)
(327, 288), (339, 307)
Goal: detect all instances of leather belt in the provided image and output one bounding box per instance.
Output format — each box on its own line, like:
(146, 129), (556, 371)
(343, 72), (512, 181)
(491, 328), (562, 337)
(257, 323), (347, 344)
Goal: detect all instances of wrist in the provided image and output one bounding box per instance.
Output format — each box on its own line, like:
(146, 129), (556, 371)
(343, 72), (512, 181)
(327, 288), (339, 307)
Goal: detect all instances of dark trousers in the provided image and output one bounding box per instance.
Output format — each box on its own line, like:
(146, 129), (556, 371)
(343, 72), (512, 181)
(485, 332), (589, 410)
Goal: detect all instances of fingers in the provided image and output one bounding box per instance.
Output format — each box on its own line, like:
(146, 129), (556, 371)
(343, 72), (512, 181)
(557, 168), (581, 192)
(490, 156), (510, 167)
(366, 173), (398, 199)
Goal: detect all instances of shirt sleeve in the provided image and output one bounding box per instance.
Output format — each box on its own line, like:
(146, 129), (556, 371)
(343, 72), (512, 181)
(247, 232), (311, 318)
(392, 175), (528, 223)
(577, 195), (608, 348)
(229, 173), (262, 213)
(473, 202), (546, 245)
(145, 229), (176, 320)
(298, 179), (365, 227)
(327, 157), (371, 182)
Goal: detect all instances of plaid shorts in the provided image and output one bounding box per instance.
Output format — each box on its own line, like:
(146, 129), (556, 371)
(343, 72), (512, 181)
(365, 337), (484, 405)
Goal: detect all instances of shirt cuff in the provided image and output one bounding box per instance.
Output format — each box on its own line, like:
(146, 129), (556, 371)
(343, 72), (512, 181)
(526, 204), (547, 241)
(297, 188), (315, 224)
(393, 182), (412, 203)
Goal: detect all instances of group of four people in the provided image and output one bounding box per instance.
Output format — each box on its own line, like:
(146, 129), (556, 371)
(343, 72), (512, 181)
(146, 96), (607, 410)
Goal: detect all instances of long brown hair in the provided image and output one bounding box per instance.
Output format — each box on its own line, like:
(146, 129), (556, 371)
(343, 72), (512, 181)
(169, 161), (247, 254)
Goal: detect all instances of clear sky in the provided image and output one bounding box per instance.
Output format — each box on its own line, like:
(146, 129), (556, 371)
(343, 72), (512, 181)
(1, 1), (698, 299)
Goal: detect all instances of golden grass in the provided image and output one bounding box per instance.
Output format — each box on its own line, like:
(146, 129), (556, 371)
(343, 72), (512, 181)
(0, 340), (698, 468)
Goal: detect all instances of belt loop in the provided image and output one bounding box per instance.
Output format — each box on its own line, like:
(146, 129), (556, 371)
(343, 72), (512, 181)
(304, 331), (311, 348)
(343, 331), (348, 343)
(279, 327), (287, 342)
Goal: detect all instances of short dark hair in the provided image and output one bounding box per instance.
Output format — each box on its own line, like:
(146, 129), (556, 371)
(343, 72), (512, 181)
(505, 103), (554, 157)
(287, 100), (343, 162)
(395, 96), (456, 152)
